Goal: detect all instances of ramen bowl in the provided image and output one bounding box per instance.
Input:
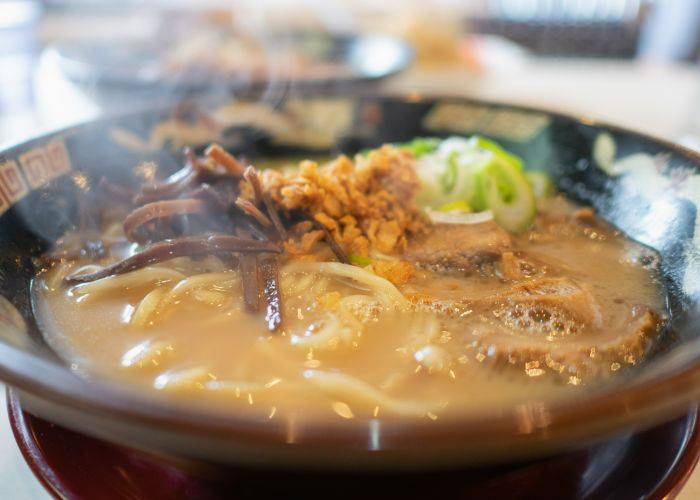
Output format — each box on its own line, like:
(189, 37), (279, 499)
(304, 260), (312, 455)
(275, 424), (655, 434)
(0, 94), (699, 470)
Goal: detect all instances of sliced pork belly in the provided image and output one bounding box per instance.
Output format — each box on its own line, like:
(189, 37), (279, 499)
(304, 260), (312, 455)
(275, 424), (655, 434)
(405, 222), (512, 272)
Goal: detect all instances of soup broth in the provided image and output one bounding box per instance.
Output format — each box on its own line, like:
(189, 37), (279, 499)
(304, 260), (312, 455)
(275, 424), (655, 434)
(35, 199), (664, 424)
(33, 141), (667, 424)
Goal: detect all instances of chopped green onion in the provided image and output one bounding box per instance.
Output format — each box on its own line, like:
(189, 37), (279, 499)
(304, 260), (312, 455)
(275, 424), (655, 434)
(411, 135), (537, 233)
(349, 254), (372, 267)
(396, 137), (441, 158)
(439, 151), (459, 194)
(482, 159), (536, 234)
(471, 152), (519, 211)
(437, 200), (472, 212)
(470, 165), (489, 212)
(467, 139), (524, 211)
(467, 136), (523, 170)
(525, 170), (555, 198)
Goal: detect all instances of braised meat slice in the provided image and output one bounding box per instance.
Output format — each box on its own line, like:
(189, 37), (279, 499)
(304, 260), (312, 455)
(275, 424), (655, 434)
(404, 222), (512, 272)
(413, 276), (660, 382)
(496, 277), (603, 329)
(465, 304), (659, 382)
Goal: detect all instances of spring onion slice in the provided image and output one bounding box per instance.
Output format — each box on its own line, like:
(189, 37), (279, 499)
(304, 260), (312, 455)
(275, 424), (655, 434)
(349, 254), (372, 267)
(482, 160), (536, 234)
(439, 152), (459, 194)
(397, 137), (441, 158)
(437, 200), (471, 212)
(428, 209), (493, 225)
(467, 136), (523, 170)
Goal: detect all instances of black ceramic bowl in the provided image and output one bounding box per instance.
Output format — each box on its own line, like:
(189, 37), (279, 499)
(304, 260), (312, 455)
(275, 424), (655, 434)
(0, 94), (699, 469)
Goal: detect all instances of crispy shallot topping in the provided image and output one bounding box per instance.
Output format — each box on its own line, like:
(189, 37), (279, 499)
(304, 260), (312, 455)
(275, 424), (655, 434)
(261, 145), (425, 258)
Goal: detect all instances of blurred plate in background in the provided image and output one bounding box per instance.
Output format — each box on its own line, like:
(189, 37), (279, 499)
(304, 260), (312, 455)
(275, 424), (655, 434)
(45, 33), (413, 91)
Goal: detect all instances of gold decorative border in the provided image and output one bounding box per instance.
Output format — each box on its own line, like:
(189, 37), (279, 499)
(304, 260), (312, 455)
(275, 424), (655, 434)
(0, 138), (72, 215)
(423, 102), (551, 142)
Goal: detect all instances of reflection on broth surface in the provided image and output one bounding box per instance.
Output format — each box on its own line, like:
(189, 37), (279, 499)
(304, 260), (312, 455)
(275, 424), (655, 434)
(34, 138), (667, 424)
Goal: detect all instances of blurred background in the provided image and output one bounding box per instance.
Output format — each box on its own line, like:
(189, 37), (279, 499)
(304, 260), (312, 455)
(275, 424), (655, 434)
(2, 0), (700, 148)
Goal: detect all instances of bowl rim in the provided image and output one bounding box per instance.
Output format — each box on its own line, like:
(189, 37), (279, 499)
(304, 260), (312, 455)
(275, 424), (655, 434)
(1, 92), (700, 457)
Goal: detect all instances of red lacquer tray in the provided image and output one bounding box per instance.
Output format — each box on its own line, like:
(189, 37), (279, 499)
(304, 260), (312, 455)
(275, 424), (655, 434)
(8, 389), (700, 499)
